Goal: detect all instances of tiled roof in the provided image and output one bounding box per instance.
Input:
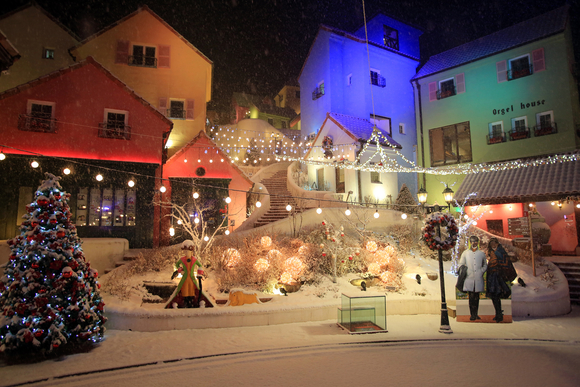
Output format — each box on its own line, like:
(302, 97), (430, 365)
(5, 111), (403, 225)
(412, 5), (569, 80)
(455, 157), (580, 205)
(328, 113), (401, 148)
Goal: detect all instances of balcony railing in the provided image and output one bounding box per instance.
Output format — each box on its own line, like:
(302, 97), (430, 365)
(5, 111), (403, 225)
(508, 127), (530, 141)
(312, 86), (324, 100)
(508, 64), (533, 81)
(98, 122), (131, 140)
(383, 37), (399, 51)
(437, 87), (456, 100)
(128, 55), (157, 68)
(534, 122), (558, 137)
(18, 114), (57, 133)
(486, 131), (506, 145)
(371, 74), (386, 88)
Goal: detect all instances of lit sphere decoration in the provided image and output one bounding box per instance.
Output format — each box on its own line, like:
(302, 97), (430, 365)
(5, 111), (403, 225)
(260, 236), (272, 248)
(286, 204), (292, 211)
(128, 180), (135, 187)
(31, 161), (39, 168)
(204, 236), (209, 241)
(267, 249), (282, 261)
(401, 213), (407, 220)
(225, 230), (230, 235)
(368, 262), (381, 276)
(96, 174), (103, 182)
(0, 153), (5, 161)
(280, 272), (294, 284)
(169, 227), (175, 236)
(374, 250), (391, 268)
(193, 192), (199, 199)
(194, 217), (200, 224)
(316, 208), (322, 214)
(256, 201), (262, 208)
(283, 256), (304, 279)
(374, 211), (379, 219)
(63, 168), (71, 175)
(345, 209), (351, 216)
(225, 197), (232, 204)
(379, 271), (394, 284)
(224, 248), (241, 268)
(254, 258), (269, 272)
(160, 186), (167, 193)
(366, 240), (378, 253)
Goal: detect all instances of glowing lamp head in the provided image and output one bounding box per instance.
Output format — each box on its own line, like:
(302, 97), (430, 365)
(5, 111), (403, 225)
(417, 186), (428, 204)
(442, 185), (454, 204)
(96, 174), (103, 182)
(63, 168), (71, 175)
(31, 161), (39, 168)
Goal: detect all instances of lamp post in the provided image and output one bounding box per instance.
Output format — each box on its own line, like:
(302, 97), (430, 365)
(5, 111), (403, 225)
(443, 185), (454, 211)
(417, 186), (428, 212)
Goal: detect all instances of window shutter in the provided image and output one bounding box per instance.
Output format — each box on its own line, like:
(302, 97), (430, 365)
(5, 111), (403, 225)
(428, 82), (437, 102)
(115, 40), (130, 64)
(532, 48), (545, 72)
(159, 97), (168, 116)
(186, 99), (194, 120)
(455, 73), (465, 94)
(496, 60), (507, 83)
(158, 45), (170, 68)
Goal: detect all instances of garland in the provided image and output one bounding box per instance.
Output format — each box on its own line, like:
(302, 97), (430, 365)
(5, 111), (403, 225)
(423, 213), (458, 251)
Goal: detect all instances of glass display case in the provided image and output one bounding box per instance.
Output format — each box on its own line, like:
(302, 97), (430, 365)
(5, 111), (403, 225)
(338, 293), (387, 334)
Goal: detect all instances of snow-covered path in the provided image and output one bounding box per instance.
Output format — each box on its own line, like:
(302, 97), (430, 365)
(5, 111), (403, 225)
(2, 306), (580, 386)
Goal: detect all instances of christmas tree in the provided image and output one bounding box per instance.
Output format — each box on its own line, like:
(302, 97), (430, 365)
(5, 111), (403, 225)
(393, 184), (418, 214)
(0, 173), (106, 354)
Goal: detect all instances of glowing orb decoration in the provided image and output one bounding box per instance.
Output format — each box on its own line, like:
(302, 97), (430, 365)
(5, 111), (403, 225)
(316, 207), (322, 214)
(160, 186), (167, 193)
(298, 245), (309, 256)
(286, 204), (292, 211)
(169, 227), (175, 236)
(374, 250), (390, 268)
(194, 217), (200, 224)
(366, 240), (378, 253)
(267, 249), (282, 261)
(96, 174), (103, 181)
(224, 248), (241, 268)
(345, 208), (351, 216)
(204, 236), (209, 241)
(280, 272), (294, 284)
(261, 236), (272, 248)
(63, 168), (71, 175)
(254, 258), (269, 272)
(283, 256), (304, 278)
(177, 219), (182, 225)
(31, 161), (39, 168)
(379, 271), (393, 283)
(401, 213), (407, 219)
(225, 197), (232, 204)
(374, 211), (379, 219)
(225, 230), (230, 235)
(368, 262), (381, 276)
(256, 201), (262, 208)
(384, 245), (396, 257)
(193, 192), (199, 199)
(0, 153), (5, 161)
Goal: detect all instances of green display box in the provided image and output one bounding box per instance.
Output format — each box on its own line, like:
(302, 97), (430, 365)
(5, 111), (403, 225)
(337, 293), (387, 334)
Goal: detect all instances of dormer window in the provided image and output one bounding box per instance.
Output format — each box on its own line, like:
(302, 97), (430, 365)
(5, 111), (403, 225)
(42, 48), (55, 60)
(129, 45), (156, 67)
(383, 25), (399, 51)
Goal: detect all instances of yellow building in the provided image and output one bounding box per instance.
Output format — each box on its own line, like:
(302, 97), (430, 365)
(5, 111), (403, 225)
(69, 6), (212, 158)
(0, 3), (79, 92)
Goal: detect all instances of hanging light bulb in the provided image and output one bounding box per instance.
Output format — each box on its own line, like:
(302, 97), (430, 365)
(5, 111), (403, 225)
(316, 207), (322, 215)
(169, 227), (175, 236)
(225, 197), (232, 204)
(225, 230), (230, 235)
(177, 219), (182, 225)
(286, 204), (292, 211)
(184, 158), (188, 163)
(193, 192), (199, 199)
(0, 152), (5, 161)
(401, 213), (408, 219)
(160, 186), (167, 193)
(194, 217), (200, 224)
(374, 210), (379, 219)
(96, 174), (103, 182)
(63, 168), (71, 175)
(256, 201), (262, 208)
(128, 179), (135, 187)
(204, 236), (209, 242)
(31, 160), (39, 168)
(345, 207), (351, 216)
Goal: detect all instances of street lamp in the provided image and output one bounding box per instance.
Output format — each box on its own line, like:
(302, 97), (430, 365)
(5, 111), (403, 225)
(417, 186), (428, 207)
(443, 185), (454, 211)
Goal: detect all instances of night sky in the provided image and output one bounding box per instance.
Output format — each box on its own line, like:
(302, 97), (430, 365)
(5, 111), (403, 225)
(1, 0), (577, 111)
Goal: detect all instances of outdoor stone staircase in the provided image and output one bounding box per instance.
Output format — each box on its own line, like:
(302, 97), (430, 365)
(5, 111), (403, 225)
(553, 261), (580, 305)
(104, 249), (144, 274)
(254, 170), (301, 228)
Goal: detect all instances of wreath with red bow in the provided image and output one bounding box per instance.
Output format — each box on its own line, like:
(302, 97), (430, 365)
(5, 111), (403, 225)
(423, 213), (458, 251)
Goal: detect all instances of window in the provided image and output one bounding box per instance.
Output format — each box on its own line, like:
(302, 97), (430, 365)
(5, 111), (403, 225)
(335, 168), (345, 193)
(487, 121), (505, 144)
(370, 114), (391, 136)
(508, 54), (532, 80)
(509, 116), (529, 140)
(42, 48), (54, 59)
(169, 100), (185, 119)
(370, 70), (385, 87)
(429, 121), (472, 166)
(535, 111), (557, 136)
(370, 171), (381, 184)
(281, 121), (287, 129)
(130, 45), (156, 67)
(100, 109), (130, 139)
(312, 81), (324, 100)
(438, 78), (455, 99)
(383, 25), (399, 50)
(399, 123), (405, 134)
(19, 100), (57, 133)
(75, 187), (136, 227)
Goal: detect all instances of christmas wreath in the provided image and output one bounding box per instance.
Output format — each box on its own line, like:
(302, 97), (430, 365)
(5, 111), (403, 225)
(423, 213), (458, 251)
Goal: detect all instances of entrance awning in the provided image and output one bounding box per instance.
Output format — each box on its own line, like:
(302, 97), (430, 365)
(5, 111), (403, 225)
(454, 159), (580, 205)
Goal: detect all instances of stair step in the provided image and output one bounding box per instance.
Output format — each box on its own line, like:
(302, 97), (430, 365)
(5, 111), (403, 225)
(115, 261), (129, 267)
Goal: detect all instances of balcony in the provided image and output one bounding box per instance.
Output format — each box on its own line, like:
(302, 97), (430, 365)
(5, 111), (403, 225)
(98, 122), (131, 140)
(128, 55), (157, 68)
(508, 127), (530, 141)
(486, 131), (506, 145)
(18, 114), (57, 133)
(312, 86), (324, 100)
(534, 122), (557, 137)
(508, 64), (533, 81)
(437, 87), (456, 100)
(371, 74), (386, 88)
